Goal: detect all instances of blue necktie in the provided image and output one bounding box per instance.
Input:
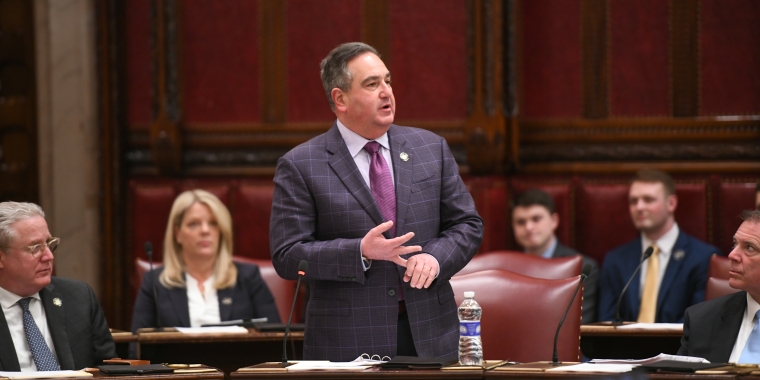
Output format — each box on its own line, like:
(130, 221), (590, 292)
(17, 297), (61, 371)
(739, 310), (760, 363)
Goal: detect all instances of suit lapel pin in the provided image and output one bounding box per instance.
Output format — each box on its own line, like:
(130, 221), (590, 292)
(53, 298), (62, 307)
(222, 297), (233, 305)
(400, 152), (409, 162)
(673, 249), (685, 261)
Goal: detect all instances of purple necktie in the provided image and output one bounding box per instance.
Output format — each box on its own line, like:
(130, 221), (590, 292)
(364, 141), (403, 300)
(364, 141), (396, 236)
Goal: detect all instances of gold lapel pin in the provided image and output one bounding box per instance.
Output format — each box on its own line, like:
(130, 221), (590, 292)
(222, 297), (233, 305)
(53, 298), (62, 307)
(400, 152), (409, 162)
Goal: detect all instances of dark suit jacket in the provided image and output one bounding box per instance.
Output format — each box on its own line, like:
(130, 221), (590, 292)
(598, 231), (719, 323)
(678, 291), (745, 363)
(269, 123), (484, 361)
(131, 262), (280, 332)
(553, 242), (599, 324)
(0, 277), (115, 371)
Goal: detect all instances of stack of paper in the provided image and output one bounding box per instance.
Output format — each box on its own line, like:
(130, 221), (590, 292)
(174, 326), (248, 334)
(591, 353), (709, 366)
(0, 370), (92, 379)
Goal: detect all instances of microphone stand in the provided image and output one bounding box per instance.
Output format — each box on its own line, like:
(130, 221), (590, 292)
(552, 265), (590, 365)
(613, 246), (654, 326)
(145, 242), (163, 332)
(282, 260), (308, 365)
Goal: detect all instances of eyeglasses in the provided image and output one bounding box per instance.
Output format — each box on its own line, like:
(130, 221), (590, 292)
(0, 237), (60, 258)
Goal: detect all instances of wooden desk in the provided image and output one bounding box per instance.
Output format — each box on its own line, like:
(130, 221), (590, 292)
(111, 330), (137, 359)
(581, 323), (682, 359)
(137, 328), (303, 375)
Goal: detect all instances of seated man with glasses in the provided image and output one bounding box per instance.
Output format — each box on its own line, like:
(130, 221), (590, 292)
(0, 201), (115, 371)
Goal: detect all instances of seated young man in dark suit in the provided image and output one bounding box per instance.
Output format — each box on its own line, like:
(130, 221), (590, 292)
(679, 209), (760, 363)
(511, 189), (599, 323)
(0, 201), (115, 371)
(599, 169), (719, 323)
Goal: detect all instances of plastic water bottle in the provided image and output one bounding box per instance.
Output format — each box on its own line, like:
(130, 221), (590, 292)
(458, 291), (483, 366)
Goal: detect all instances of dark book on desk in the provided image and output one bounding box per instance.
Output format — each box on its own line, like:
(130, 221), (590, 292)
(201, 317), (267, 328)
(380, 356), (457, 369)
(252, 322), (305, 332)
(639, 360), (727, 372)
(99, 364), (174, 374)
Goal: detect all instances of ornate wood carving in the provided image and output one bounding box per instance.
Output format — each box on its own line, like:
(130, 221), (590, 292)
(581, 0), (609, 119)
(465, 0), (506, 175)
(149, 0), (182, 174)
(671, 0), (699, 117)
(259, 0), (287, 123)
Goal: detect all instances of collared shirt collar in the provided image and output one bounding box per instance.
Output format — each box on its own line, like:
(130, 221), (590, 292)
(642, 222), (680, 256)
(336, 119), (390, 158)
(539, 236), (558, 259)
(747, 293), (760, 323)
(0, 286), (41, 310)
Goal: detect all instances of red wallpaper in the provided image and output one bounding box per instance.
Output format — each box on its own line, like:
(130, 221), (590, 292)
(609, 0), (669, 116)
(520, 0), (582, 118)
(125, 0), (151, 127)
(286, 0), (360, 122)
(180, 0), (259, 123)
(701, 0), (760, 115)
(389, 0), (468, 120)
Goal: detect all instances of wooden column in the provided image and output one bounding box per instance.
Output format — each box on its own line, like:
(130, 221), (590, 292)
(581, 0), (609, 119)
(149, 0), (183, 174)
(259, 0), (288, 124)
(465, 0), (507, 175)
(670, 0), (700, 117)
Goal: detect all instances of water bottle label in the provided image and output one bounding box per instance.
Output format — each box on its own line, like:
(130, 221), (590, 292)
(459, 321), (480, 337)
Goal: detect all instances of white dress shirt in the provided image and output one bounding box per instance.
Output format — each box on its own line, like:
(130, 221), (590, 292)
(185, 274), (221, 328)
(0, 286), (59, 372)
(639, 223), (680, 298)
(729, 294), (760, 362)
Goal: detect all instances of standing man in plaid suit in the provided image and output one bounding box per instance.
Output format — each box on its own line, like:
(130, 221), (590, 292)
(270, 42), (483, 362)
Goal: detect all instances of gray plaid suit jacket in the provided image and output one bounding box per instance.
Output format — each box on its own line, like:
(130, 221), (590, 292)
(270, 122), (483, 361)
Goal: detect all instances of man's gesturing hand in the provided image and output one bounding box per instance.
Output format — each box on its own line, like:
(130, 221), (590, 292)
(361, 221), (421, 267)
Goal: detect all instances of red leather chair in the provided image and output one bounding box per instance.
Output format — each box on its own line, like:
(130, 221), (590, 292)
(709, 254), (730, 280)
(455, 250), (582, 279)
(450, 269), (582, 363)
(705, 277), (740, 300)
(135, 256), (298, 323)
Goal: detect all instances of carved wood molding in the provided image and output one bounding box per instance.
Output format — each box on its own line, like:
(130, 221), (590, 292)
(581, 0), (609, 119)
(520, 116), (760, 143)
(521, 161), (760, 174)
(670, 0), (700, 117)
(521, 142), (760, 162)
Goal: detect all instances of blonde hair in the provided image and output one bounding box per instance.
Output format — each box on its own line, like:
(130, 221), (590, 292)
(160, 189), (237, 289)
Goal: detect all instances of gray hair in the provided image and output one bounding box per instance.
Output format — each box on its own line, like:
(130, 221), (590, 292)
(320, 42), (380, 111)
(0, 201), (45, 248)
(741, 209), (760, 223)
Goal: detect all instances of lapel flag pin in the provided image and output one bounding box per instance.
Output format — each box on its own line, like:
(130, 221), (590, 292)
(400, 152), (409, 161)
(222, 297), (233, 305)
(673, 249), (685, 261)
(53, 298), (62, 307)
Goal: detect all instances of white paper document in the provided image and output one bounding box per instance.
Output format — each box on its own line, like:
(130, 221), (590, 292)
(0, 370), (92, 379)
(615, 323), (683, 330)
(286, 361), (374, 371)
(546, 363), (634, 373)
(175, 326), (248, 334)
(591, 353), (709, 365)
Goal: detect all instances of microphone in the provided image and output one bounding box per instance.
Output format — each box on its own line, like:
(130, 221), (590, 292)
(282, 260), (308, 365)
(145, 242), (163, 332)
(614, 246), (655, 325)
(552, 263), (593, 365)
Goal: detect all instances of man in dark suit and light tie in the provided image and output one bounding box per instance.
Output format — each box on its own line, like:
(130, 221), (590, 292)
(270, 42), (484, 362)
(599, 169), (719, 323)
(678, 209), (760, 363)
(510, 189), (599, 323)
(0, 201), (115, 371)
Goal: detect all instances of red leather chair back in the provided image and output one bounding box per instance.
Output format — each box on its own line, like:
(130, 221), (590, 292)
(456, 251), (582, 279)
(705, 277), (740, 300)
(135, 256), (299, 323)
(450, 269), (582, 363)
(709, 254), (730, 279)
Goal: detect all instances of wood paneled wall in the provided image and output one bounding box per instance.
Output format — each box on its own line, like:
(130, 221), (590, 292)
(98, 0), (760, 328)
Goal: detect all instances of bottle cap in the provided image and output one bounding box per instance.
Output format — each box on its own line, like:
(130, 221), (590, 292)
(464, 291), (474, 298)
